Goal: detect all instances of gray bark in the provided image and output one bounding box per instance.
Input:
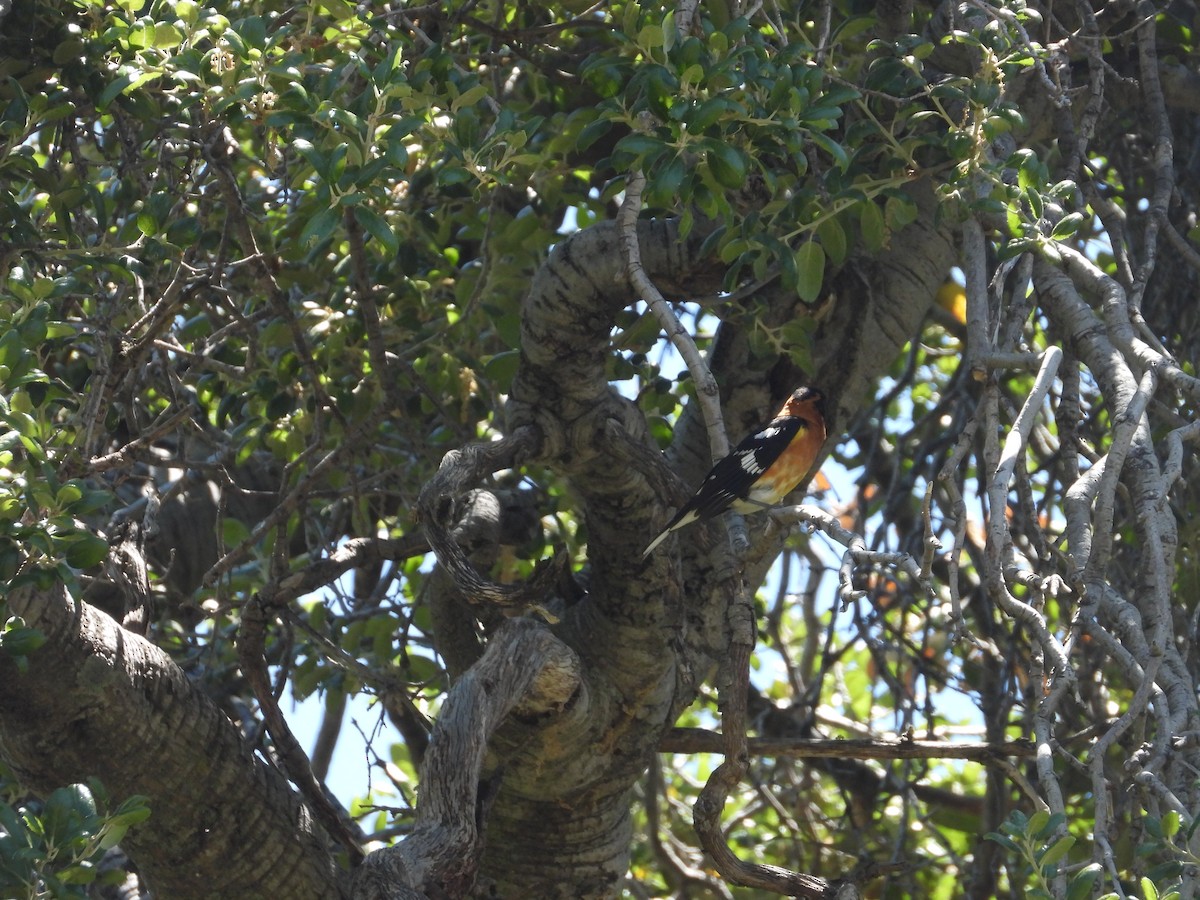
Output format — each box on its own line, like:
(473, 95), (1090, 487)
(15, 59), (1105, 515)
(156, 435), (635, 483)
(0, 581), (348, 900)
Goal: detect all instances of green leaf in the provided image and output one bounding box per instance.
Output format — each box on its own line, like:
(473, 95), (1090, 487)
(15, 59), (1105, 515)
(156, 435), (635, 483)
(43, 783), (98, 843)
(96, 70), (163, 110)
(636, 23), (664, 51)
(984, 831), (1020, 853)
(689, 97), (740, 131)
(57, 862), (98, 885)
(483, 350), (520, 387)
(816, 216), (848, 266)
(612, 133), (668, 168)
(64, 533), (110, 570)
(300, 206), (340, 246)
(1162, 810), (1181, 839)
(1025, 184), (1044, 220)
(1039, 813), (1067, 838)
(292, 138), (329, 179)
(808, 131), (850, 170)
(55, 482), (83, 507)
(353, 206), (399, 256)
(1051, 212), (1086, 240)
(622, 0), (641, 38)
(2, 621), (46, 658)
(0, 330), (28, 375)
(1066, 863), (1104, 900)
(136, 212), (159, 236)
(1037, 834), (1075, 869)
(1142, 876), (1160, 900)
(451, 83), (489, 112)
(648, 155), (685, 205)
(108, 798), (151, 829)
(222, 518), (252, 546)
(794, 241), (826, 303)
(1025, 809), (1051, 837)
(705, 144), (746, 190)
(128, 22), (184, 49)
(859, 200), (885, 252)
(577, 117), (613, 152)
(884, 194), (918, 229)
(176, 0), (199, 24)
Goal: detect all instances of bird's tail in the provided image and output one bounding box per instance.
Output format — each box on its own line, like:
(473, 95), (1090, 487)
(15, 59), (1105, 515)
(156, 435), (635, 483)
(642, 528), (671, 558)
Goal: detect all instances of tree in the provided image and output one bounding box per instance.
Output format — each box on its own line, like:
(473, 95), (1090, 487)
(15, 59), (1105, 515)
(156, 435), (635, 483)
(1, 0), (1198, 897)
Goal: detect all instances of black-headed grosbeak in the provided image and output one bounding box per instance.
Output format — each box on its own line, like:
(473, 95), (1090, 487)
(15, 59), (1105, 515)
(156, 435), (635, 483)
(643, 387), (827, 557)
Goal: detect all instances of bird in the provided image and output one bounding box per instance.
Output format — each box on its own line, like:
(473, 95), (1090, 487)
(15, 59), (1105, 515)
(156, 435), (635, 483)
(642, 386), (827, 558)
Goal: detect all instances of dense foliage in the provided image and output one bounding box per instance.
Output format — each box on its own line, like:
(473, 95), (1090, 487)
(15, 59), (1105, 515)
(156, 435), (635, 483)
(1, 1), (1200, 898)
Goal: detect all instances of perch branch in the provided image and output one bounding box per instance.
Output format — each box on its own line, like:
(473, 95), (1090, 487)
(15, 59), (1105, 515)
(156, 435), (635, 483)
(773, 504), (936, 608)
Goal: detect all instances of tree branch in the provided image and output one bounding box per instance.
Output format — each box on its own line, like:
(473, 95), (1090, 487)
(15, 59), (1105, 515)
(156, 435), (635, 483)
(352, 618), (581, 900)
(238, 593), (367, 866)
(417, 426), (566, 610)
(0, 582), (348, 899)
(618, 171), (729, 464)
(692, 577), (845, 899)
(661, 728), (1036, 762)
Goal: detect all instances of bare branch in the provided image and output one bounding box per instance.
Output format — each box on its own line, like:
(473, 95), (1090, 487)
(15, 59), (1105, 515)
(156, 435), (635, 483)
(662, 728), (1036, 762)
(86, 405), (196, 474)
(264, 534), (429, 608)
(237, 594), (367, 866)
(772, 504), (935, 608)
(619, 171), (729, 464)
(961, 218), (993, 379)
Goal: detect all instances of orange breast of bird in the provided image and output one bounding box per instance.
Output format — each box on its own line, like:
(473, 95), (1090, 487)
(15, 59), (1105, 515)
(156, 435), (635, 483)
(746, 422), (823, 506)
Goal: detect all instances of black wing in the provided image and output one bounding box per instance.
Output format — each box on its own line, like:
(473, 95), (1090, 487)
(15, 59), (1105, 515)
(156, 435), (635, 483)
(678, 416), (805, 522)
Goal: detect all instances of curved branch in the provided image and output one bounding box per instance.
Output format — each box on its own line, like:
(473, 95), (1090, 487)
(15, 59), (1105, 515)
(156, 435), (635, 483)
(618, 172), (728, 463)
(238, 594), (366, 866)
(417, 426), (565, 610)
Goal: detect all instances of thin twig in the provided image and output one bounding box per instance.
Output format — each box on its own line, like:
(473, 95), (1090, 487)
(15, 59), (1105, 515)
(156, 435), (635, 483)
(238, 595), (366, 865)
(87, 405), (196, 474)
(618, 170), (729, 464)
(662, 728), (1035, 761)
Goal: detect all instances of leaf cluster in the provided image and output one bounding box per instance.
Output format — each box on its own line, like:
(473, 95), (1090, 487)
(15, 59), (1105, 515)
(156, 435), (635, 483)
(0, 775), (150, 900)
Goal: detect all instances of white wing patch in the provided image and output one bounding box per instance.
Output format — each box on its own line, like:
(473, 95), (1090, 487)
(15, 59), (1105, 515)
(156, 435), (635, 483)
(738, 450), (764, 474)
(736, 427), (779, 476)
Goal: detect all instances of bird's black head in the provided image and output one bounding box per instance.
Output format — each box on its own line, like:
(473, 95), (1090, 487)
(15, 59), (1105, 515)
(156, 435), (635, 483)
(791, 386), (826, 413)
